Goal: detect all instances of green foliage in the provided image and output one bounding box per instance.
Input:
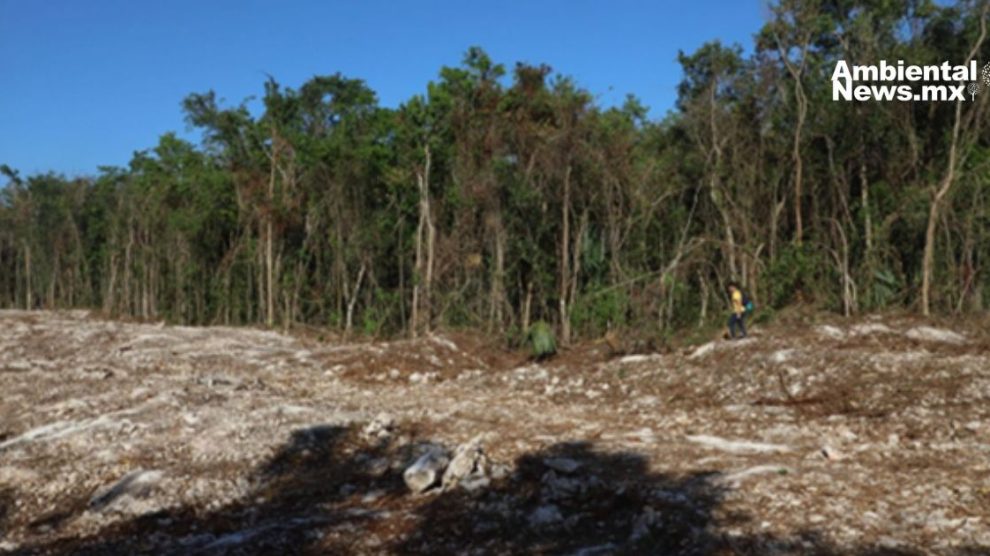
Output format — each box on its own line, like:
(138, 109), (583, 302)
(527, 321), (557, 359)
(3, 1), (989, 332)
(571, 289), (629, 337)
(865, 267), (902, 310)
(361, 289), (399, 337)
(765, 244), (817, 308)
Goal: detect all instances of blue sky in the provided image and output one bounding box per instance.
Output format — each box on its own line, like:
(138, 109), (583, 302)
(0, 0), (767, 176)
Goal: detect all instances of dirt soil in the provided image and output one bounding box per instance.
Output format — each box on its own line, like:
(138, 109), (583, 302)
(0, 310), (988, 555)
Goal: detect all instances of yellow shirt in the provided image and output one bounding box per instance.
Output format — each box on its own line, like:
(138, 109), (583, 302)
(731, 290), (744, 315)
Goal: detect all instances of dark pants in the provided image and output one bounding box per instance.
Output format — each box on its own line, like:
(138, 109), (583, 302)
(728, 312), (747, 339)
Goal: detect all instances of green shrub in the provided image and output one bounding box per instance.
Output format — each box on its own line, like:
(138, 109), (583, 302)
(527, 320), (557, 359)
(571, 289), (628, 337)
(765, 244), (817, 307)
(864, 267), (901, 310)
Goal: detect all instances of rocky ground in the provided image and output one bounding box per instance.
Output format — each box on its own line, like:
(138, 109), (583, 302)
(0, 309), (988, 555)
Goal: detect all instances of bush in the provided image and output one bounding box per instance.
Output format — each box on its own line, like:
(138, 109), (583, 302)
(571, 289), (628, 337)
(864, 267), (901, 310)
(527, 320), (557, 359)
(765, 244), (818, 307)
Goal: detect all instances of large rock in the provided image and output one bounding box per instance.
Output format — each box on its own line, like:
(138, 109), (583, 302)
(441, 435), (486, 491)
(403, 447), (450, 494)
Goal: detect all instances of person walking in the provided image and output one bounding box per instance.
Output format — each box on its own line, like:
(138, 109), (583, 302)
(727, 282), (748, 339)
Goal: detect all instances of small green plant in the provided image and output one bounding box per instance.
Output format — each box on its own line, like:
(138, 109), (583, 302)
(865, 267), (900, 310)
(528, 320), (557, 359)
(571, 289), (629, 337)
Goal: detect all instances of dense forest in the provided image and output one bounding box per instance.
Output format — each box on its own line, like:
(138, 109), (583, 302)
(1, 0), (988, 342)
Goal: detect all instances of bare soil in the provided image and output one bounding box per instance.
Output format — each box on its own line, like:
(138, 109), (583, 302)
(0, 310), (988, 555)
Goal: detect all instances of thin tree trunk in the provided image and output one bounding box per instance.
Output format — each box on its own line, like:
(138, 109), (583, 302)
(792, 84), (806, 245)
(412, 145), (433, 337)
(398, 222), (407, 331)
(22, 241), (31, 310)
(123, 228), (133, 315)
(489, 214), (506, 332)
(424, 178), (435, 334)
(707, 83), (737, 278)
(559, 164), (572, 345)
(48, 254), (57, 309)
(775, 32), (810, 245)
(411, 218), (422, 338)
(922, 6), (986, 316)
(698, 272), (708, 328)
(257, 222), (266, 324)
(345, 263), (366, 335)
(521, 280), (533, 334)
(266, 138), (277, 328)
(860, 158), (872, 254)
(568, 209), (589, 335)
(833, 219), (854, 317)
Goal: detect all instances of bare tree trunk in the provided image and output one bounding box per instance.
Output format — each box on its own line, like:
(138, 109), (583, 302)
(334, 220), (345, 320)
(860, 159), (872, 254)
(922, 7), (986, 316)
(142, 259), (150, 319)
(411, 221), (422, 338)
(791, 83), (807, 245)
(559, 164), (572, 345)
(488, 214), (506, 332)
(412, 145), (433, 337)
(775, 30), (811, 245)
(256, 223), (266, 324)
(123, 228), (133, 315)
(48, 252), (57, 309)
(657, 278), (667, 332)
(398, 223), (407, 331)
(707, 84), (737, 279)
(769, 180), (785, 263)
(104, 253), (117, 313)
(266, 138), (277, 328)
(922, 166), (954, 317)
(345, 263), (366, 336)
(521, 280), (533, 334)
(424, 174), (435, 335)
(223, 267), (232, 325)
(22, 241), (31, 310)
(832, 219), (854, 317)
(568, 209), (589, 335)
(697, 272), (709, 328)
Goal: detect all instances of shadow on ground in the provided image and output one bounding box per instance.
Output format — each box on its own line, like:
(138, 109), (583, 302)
(9, 427), (988, 555)
(393, 440), (727, 555)
(1, 487), (14, 542)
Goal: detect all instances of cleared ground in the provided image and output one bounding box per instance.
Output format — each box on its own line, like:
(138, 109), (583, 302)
(0, 310), (988, 555)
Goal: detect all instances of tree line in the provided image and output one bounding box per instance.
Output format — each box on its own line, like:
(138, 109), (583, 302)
(2, 0), (988, 342)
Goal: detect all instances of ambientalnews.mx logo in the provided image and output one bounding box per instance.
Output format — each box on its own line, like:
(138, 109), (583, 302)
(831, 60), (990, 101)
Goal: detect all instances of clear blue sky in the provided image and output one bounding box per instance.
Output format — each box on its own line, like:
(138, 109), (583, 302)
(0, 0), (767, 176)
